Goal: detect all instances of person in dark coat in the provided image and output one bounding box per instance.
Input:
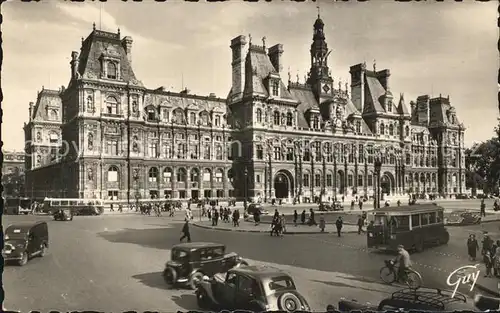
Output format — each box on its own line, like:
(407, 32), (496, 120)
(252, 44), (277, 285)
(308, 208), (317, 226)
(482, 232), (493, 255)
(253, 210), (261, 226)
(335, 216), (343, 237)
(480, 199), (486, 217)
(484, 250), (493, 277)
(357, 215), (364, 235)
(301, 210), (306, 225)
(467, 234), (479, 261)
(180, 219), (191, 242)
(232, 209), (240, 227)
(293, 210), (298, 227)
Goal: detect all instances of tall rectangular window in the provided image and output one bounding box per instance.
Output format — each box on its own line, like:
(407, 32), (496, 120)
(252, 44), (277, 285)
(256, 145), (263, 160)
(314, 174), (321, 187)
(286, 147), (294, 161)
(303, 174), (310, 187)
(326, 174), (333, 187)
(272, 81), (279, 96)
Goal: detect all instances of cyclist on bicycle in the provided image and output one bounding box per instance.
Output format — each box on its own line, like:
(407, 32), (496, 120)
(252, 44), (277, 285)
(394, 244), (412, 283)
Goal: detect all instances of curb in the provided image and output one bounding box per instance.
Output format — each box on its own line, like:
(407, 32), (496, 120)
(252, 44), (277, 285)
(191, 223), (359, 234)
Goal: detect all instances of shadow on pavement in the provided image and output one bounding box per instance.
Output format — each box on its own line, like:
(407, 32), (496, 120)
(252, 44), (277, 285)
(336, 274), (384, 285)
(171, 294), (199, 311)
(132, 271), (170, 291)
(312, 279), (390, 294)
(97, 227), (181, 250)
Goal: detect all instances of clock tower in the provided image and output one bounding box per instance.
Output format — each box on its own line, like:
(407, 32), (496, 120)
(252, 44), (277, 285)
(307, 10), (334, 104)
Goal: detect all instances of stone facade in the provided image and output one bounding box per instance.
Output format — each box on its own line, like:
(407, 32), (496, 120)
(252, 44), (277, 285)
(2, 151), (25, 197)
(24, 18), (466, 202)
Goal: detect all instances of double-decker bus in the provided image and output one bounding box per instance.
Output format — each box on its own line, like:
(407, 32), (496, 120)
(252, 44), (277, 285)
(367, 204), (450, 252)
(4, 197), (32, 215)
(43, 198), (105, 216)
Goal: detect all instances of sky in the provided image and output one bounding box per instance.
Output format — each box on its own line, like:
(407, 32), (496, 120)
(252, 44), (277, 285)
(1, 0), (498, 151)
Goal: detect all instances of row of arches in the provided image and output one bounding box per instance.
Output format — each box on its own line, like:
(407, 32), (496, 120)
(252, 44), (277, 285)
(378, 122), (410, 137)
(106, 166), (233, 184)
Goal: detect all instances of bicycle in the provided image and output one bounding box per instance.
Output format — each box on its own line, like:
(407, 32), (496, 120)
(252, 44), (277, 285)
(380, 259), (422, 289)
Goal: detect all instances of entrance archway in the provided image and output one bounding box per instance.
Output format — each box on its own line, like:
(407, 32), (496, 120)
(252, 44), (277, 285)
(274, 170), (294, 199)
(337, 170), (345, 194)
(381, 172), (395, 195)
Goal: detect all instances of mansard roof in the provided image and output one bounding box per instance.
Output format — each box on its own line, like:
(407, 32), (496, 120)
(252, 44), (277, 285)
(288, 86), (318, 128)
(243, 44), (294, 100)
(364, 72), (387, 114)
(31, 88), (63, 122)
(77, 28), (142, 86)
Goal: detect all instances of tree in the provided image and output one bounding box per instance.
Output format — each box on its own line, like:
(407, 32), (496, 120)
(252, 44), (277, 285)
(2, 170), (25, 197)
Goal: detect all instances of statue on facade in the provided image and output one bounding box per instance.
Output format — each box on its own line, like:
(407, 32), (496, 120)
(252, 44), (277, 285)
(88, 168), (93, 181)
(36, 132), (42, 142)
(88, 133), (94, 150)
(36, 155), (41, 164)
(86, 96), (94, 112)
(133, 169), (139, 180)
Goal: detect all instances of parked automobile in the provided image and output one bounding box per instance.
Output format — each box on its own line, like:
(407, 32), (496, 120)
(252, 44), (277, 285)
(162, 242), (248, 289)
(333, 287), (476, 311)
(196, 265), (310, 312)
(247, 203), (269, 215)
(53, 209), (74, 221)
(446, 210), (481, 226)
(2, 221), (49, 266)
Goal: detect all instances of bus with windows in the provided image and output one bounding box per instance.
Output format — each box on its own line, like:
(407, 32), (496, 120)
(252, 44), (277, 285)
(4, 197), (32, 215)
(43, 198), (105, 216)
(367, 204), (450, 253)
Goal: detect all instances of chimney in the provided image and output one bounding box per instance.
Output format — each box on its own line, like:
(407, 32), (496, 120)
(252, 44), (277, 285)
(268, 44), (284, 73)
(349, 63), (366, 112)
(376, 69), (390, 90)
(410, 100), (416, 114)
(209, 93), (216, 98)
(70, 51), (79, 79)
(122, 36), (133, 65)
(230, 35), (247, 103)
(29, 102), (34, 121)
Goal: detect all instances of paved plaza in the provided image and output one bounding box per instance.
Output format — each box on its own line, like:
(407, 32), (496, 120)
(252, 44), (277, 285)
(4, 199), (500, 311)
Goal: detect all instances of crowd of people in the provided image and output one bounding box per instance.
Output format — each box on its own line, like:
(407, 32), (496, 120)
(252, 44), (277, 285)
(468, 232), (500, 278)
(203, 206), (241, 227)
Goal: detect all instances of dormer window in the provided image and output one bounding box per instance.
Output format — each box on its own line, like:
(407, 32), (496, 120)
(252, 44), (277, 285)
(106, 96), (118, 115)
(312, 116), (319, 129)
(356, 121), (361, 133)
(147, 107), (156, 121)
(107, 62), (117, 79)
(387, 100), (392, 112)
(49, 109), (58, 121)
(271, 81), (279, 97)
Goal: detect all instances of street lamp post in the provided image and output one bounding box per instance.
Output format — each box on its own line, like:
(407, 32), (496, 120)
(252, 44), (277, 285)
(374, 157), (382, 209)
(243, 167), (248, 211)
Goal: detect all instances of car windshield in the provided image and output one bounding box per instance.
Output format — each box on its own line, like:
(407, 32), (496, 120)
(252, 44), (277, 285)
(171, 249), (189, 262)
(268, 276), (295, 291)
(6, 228), (28, 239)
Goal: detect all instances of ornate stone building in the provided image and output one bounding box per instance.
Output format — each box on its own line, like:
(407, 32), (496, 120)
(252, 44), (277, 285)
(2, 150), (25, 197)
(24, 17), (466, 202)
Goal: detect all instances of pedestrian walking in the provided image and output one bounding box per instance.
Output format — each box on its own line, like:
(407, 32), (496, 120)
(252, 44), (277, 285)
(467, 234), (479, 261)
(232, 209), (240, 227)
(350, 200), (355, 211)
(253, 209), (261, 226)
(480, 199), (486, 217)
(319, 214), (326, 232)
(484, 250), (493, 277)
(118, 203), (123, 213)
(293, 210), (298, 227)
(335, 216), (343, 237)
(494, 243), (500, 277)
(180, 219), (191, 243)
(482, 232), (493, 255)
(301, 210), (306, 225)
(357, 215), (364, 235)
(280, 214), (287, 235)
(110, 203), (114, 212)
(358, 200), (363, 211)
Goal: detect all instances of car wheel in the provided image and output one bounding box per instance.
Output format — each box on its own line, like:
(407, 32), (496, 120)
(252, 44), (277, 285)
(18, 252), (28, 266)
(189, 272), (205, 290)
(162, 267), (177, 287)
(278, 293), (301, 312)
(40, 243), (47, 257)
(196, 289), (211, 309)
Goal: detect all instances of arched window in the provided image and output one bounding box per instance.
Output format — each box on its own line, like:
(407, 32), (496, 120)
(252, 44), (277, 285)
(49, 109), (58, 121)
(389, 124), (394, 136)
(406, 153), (411, 165)
(174, 109), (184, 124)
(148, 167), (159, 182)
(108, 166), (119, 182)
(256, 109), (262, 123)
(215, 169), (224, 183)
(177, 168), (187, 183)
(227, 169), (234, 182)
(146, 106), (156, 121)
(190, 112), (196, 125)
(273, 111), (280, 125)
(286, 112), (293, 126)
(106, 96), (118, 115)
(203, 168), (211, 182)
(190, 168), (199, 182)
(107, 62), (117, 79)
(380, 123), (385, 135)
(163, 167), (172, 183)
(200, 111), (210, 126)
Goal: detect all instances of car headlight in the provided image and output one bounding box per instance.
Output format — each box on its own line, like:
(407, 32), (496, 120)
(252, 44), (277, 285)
(390, 235), (396, 239)
(5, 235), (8, 240)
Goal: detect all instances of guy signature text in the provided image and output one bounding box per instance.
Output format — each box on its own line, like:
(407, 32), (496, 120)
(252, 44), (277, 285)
(446, 264), (480, 298)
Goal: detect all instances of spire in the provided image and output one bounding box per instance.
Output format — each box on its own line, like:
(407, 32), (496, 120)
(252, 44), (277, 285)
(373, 59), (377, 72)
(262, 36), (266, 49)
(317, 5), (321, 19)
(248, 34), (252, 45)
(296, 71), (299, 83)
(93, 22), (96, 31)
(288, 67), (291, 82)
(118, 28), (120, 37)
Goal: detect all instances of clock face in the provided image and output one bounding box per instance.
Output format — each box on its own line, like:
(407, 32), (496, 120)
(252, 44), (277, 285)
(322, 83), (331, 93)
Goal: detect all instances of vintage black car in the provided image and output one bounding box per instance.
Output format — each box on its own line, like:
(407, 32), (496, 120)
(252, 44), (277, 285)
(53, 209), (74, 221)
(2, 221), (49, 266)
(196, 266), (310, 312)
(247, 203), (268, 215)
(163, 242), (248, 289)
(333, 287), (477, 311)
(446, 210), (481, 226)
